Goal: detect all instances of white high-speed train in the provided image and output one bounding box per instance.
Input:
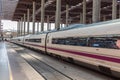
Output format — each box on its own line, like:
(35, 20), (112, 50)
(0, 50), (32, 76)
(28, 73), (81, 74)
(11, 19), (120, 78)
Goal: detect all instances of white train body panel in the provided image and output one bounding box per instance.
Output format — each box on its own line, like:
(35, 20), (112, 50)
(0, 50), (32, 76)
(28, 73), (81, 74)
(11, 19), (120, 78)
(46, 20), (120, 76)
(11, 36), (24, 45)
(24, 34), (47, 51)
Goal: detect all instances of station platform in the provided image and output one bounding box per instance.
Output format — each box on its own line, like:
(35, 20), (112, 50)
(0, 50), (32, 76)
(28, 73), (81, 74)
(0, 42), (45, 80)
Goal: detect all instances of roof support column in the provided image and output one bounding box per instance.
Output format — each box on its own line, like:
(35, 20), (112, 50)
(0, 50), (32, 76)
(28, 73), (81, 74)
(92, 0), (101, 23)
(19, 20), (21, 36)
(112, 0), (117, 19)
(80, 13), (83, 23)
(17, 21), (19, 36)
(49, 23), (51, 30)
(119, 4), (120, 18)
(55, 0), (61, 30)
(83, 0), (86, 24)
(17, 21), (20, 36)
(89, 18), (92, 24)
(0, 20), (1, 35)
(37, 22), (39, 33)
(103, 15), (106, 21)
(18, 20), (20, 36)
(60, 23), (62, 28)
(19, 21), (20, 36)
(32, 1), (36, 34)
(47, 15), (50, 31)
(27, 9), (30, 34)
(20, 18), (23, 36)
(41, 0), (45, 31)
(66, 4), (69, 27)
(61, 23), (64, 28)
(23, 14), (26, 36)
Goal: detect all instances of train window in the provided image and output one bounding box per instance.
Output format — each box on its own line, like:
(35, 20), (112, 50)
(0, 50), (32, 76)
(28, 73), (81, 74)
(60, 39), (65, 44)
(18, 39), (21, 41)
(25, 39), (28, 41)
(77, 38), (87, 46)
(35, 39), (41, 42)
(89, 37), (118, 49)
(52, 37), (120, 49)
(52, 38), (57, 44)
(26, 38), (41, 43)
(52, 37), (87, 46)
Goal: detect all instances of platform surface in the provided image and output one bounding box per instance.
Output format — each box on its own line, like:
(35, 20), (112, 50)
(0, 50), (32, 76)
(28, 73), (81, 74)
(0, 42), (10, 80)
(0, 42), (45, 80)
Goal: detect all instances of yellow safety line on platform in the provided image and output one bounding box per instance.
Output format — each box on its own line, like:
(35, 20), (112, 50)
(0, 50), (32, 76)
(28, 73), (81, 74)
(8, 61), (13, 80)
(7, 56), (13, 80)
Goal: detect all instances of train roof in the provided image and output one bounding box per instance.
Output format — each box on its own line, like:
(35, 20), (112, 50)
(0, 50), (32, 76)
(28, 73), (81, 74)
(59, 24), (86, 30)
(88, 19), (120, 27)
(13, 19), (120, 38)
(33, 24), (85, 35)
(47, 19), (120, 33)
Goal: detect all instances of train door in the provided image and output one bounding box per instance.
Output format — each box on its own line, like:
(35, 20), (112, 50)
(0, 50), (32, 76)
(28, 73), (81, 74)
(45, 32), (49, 53)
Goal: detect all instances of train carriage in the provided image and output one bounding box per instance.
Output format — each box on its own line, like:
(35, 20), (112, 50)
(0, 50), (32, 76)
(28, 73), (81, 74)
(23, 33), (47, 52)
(11, 19), (120, 78)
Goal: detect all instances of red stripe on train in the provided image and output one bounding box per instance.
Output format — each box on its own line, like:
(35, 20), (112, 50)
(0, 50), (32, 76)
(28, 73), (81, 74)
(25, 42), (120, 63)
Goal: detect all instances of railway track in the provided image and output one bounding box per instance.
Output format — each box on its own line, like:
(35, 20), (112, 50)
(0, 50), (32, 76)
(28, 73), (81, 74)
(17, 49), (73, 80)
(10, 43), (116, 80)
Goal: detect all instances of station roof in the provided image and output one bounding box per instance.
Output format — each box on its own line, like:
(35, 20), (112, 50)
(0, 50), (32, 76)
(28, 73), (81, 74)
(3, 0), (120, 23)
(0, 0), (18, 20)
